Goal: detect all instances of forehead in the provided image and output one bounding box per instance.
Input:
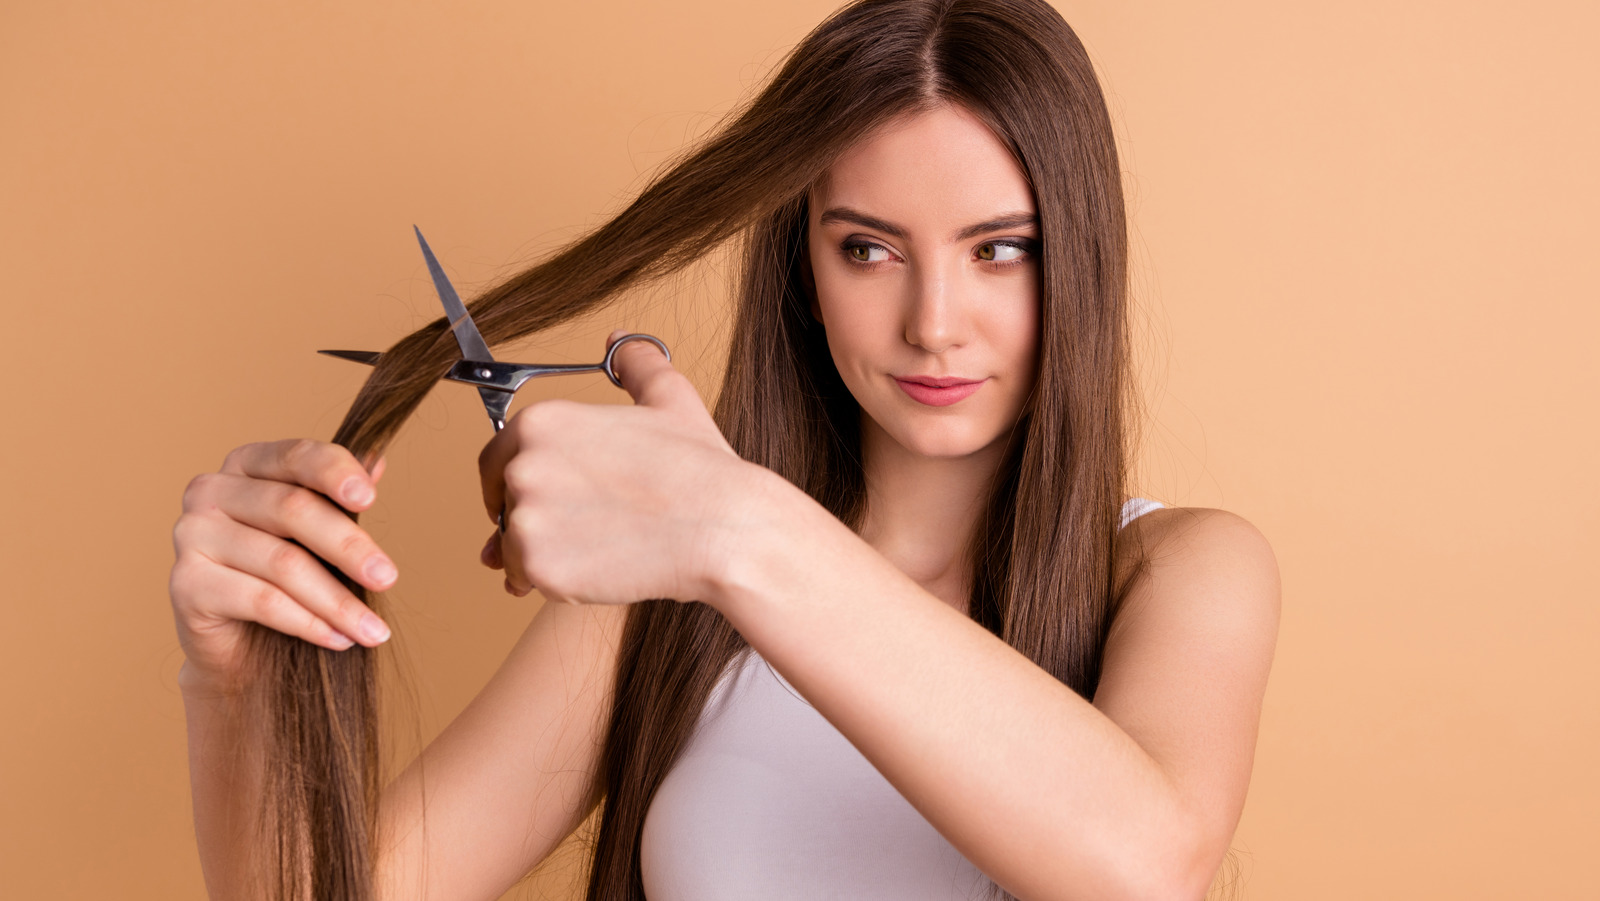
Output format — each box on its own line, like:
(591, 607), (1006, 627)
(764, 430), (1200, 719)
(810, 104), (1035, 230)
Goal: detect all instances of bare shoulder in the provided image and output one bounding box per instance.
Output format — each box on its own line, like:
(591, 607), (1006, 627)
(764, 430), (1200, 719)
(1112, 506), (1278, 617)
(1106, 504), (1281, 701)
(1098, 506), (1281, 894)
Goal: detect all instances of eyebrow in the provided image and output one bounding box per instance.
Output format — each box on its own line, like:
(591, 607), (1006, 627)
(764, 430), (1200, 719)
(818, 207), (1039, 242)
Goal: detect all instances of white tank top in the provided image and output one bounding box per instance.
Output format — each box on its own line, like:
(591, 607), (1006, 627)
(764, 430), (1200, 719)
(639, 498), (1166, 900)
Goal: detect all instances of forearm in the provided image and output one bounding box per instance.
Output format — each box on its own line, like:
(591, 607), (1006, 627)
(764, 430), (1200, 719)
(709, 475), (1194, 901)
(179, 661), (266, 901)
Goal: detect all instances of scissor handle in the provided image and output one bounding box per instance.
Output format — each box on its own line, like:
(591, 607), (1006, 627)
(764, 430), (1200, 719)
(443, 333), (672, 394)
(601, 334), (672, 388)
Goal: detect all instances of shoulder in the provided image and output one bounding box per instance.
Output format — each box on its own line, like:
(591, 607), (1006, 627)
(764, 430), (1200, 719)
(1113, 505), (1280, 616)
(1106, 505), (1281, 684)
(1096, 506), (1281, 890)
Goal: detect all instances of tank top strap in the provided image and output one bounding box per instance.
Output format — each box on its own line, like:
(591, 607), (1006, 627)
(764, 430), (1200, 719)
(1118, 497), (1165, 531)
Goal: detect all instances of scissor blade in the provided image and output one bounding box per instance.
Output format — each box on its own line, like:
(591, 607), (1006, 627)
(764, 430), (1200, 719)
(414, 226), (494, 364)
(318, 349), (382, 366)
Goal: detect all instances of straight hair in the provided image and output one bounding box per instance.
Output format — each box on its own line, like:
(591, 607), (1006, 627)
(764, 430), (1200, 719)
(238, 1), (1183, 898)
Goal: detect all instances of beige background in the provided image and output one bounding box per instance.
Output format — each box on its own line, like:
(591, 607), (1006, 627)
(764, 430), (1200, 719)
(2, 1), (1595, 898)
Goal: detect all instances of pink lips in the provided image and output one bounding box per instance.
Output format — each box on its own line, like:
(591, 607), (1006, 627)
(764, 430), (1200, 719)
(895, 376), (985, 406)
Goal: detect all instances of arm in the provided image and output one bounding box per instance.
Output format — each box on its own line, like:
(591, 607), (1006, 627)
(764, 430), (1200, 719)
(177, 599), (625, 901)
(179, 665), (268, 901)
(479, 338), (1279, 899)
(709, 478), (1281, 901)
(172, 440), (626, 901)
(376, 600), (626, 901)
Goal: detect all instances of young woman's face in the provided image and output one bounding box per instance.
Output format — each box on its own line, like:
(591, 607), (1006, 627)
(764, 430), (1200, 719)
(806, 103), (1041, 462)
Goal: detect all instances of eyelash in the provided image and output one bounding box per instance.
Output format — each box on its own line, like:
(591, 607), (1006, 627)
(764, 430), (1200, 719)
(838, 238), (1039, 271)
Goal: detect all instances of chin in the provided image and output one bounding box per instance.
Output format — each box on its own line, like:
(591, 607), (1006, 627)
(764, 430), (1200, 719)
(857, 393), (1022, 462)
(883, 421), (1007, 460)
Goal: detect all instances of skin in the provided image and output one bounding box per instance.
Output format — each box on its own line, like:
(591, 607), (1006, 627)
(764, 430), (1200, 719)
(804, 103), (1041, 612)
(171, 103), (1280, 901)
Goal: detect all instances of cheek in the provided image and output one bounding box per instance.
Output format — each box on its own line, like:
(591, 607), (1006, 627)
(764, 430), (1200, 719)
(976, 276), (1041, 365)
(810, 262), (893, 354)
(812, 291), (903, 405)
(815, 290), (883, 371)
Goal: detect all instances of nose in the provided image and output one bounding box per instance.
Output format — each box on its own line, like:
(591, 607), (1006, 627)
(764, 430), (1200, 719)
(903, 264), (968, 354)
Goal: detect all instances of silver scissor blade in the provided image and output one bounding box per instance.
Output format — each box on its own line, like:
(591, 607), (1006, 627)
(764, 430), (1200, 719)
(318, 349), (383, 366)
(414, 225), (495, 363)
(414, 226), (507, 433)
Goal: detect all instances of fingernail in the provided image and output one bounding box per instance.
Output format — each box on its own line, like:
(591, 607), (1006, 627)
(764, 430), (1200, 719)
(328, 632), (355, 651)
(342, 478), (373, 507)
(358, 614), (391, 644)
(365, 557), (397, 585)
(608, 328), (628, 345)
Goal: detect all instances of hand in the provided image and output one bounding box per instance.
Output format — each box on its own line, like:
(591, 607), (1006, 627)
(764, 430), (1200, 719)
(169, 439), (397, 689)
(478, 330), (759, 606)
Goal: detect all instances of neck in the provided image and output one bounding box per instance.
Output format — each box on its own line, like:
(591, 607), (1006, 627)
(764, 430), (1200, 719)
(855, 417), (1014, 615)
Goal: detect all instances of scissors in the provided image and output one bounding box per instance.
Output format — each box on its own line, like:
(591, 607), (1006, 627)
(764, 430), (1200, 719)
(320, 226), (671, 530)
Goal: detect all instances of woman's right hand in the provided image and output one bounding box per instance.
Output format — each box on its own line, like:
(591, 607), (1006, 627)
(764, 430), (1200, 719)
(170, 438), (398, 690)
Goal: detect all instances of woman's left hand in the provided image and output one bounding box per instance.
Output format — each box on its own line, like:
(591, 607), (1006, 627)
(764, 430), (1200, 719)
(477, 330), (762, 606)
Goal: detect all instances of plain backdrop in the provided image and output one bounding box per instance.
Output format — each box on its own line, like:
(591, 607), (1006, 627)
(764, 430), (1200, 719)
(2, 1), (1595, 898)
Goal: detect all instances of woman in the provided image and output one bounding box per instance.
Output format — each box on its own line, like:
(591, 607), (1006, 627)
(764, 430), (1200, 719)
(170, 1), (1280, 899)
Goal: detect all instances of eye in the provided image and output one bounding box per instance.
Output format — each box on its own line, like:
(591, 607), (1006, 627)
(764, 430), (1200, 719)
(976, 241), (1029, 263)
(842, 240), (893, 265)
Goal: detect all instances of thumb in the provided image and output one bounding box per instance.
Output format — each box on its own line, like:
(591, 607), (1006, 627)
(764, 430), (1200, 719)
(606, 330), (695, 413)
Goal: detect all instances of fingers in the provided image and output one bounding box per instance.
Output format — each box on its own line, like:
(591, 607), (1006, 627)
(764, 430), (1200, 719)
(174, 548), (363, 652)
(498, 507), (535, 598)
(170, 509), (392, 653)
(221, 439), (378, 513)
(199, 515), (391, 645)
(478, 429), (539, 597)
(470, 330), (711, 604)
(489, 528), (559, 602)
(172, 439), (399, 676)
(475, 408), (538, 596)
(195, 472), (399, 592)
(477, 423), (522, 526)
(605, 330), (700, 415)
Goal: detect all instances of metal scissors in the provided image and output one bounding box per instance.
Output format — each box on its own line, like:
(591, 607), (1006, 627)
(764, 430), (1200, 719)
(320, 226), (671, 529)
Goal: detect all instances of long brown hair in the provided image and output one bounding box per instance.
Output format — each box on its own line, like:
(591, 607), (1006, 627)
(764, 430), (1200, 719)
(242, 1), (1162, 898)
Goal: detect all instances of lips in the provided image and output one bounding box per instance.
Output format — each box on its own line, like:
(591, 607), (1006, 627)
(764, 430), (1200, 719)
(895, 376), (985, 406)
